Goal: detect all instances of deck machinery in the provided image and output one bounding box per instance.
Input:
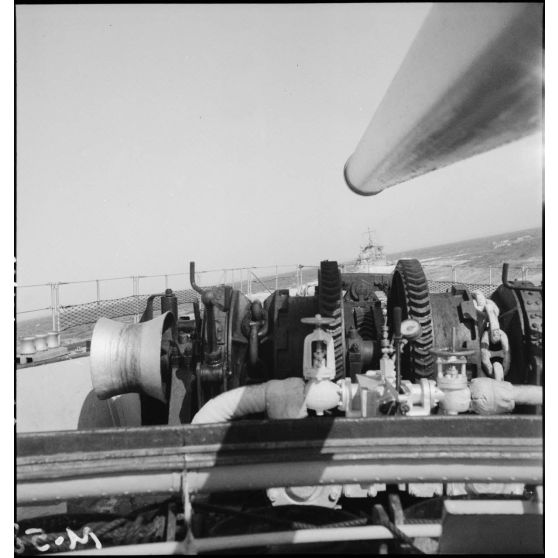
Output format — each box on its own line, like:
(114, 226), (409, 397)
(17, 259), (543, 554)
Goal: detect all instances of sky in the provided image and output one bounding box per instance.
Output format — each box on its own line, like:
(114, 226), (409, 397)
(16, 3), (543, 294)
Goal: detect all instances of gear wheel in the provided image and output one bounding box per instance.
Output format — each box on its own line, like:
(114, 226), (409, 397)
(318, 261), (346, 379)
(387, 259), (434, 379)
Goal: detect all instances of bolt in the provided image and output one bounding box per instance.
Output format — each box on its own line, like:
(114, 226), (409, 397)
(329, 488), (341, 502)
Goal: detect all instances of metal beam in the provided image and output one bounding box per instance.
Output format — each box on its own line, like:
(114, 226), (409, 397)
(344, 3), (543, 195)
(17, 415), (543, 456)
(17, 417), (542, 503)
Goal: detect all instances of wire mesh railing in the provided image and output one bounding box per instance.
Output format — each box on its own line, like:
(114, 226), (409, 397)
(58, 289), (201, 331)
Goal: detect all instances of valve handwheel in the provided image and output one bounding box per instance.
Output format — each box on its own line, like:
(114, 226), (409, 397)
(301, 314), (335, 327)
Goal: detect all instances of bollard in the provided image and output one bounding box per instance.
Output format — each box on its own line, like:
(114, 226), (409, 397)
(34, 334), (48, 352)
(20, 337), (36, 355)
(46, 331), (60, 349)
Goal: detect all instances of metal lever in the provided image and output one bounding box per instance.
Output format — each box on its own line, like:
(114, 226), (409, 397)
(189, 261), (218, 356)
(140, 293), (166, 323)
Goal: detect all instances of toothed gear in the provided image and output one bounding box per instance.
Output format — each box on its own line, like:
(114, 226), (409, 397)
(388, 259), (434, 379)
(318, 261), (346, 379)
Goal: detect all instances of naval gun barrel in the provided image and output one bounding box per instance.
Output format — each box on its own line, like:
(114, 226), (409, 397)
(344, 3), (543, 196)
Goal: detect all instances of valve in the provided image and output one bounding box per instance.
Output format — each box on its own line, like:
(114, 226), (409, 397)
(431, 328), (474, 415)
(301, 314), (336, 381)
(400, 378), (443, 416)
(301, 314), (340, 415)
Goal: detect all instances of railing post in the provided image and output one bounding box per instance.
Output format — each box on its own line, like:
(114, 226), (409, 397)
(96, 280), (101, 307)
(521, 266), (526, 281)
(132, 276), (138, 323)
(56, 284), (61, 332)
(451, 266), (457, 283)
(50, 283), (57, 331)
(275, 265), (278, 291)
(489, 266), (493, 288)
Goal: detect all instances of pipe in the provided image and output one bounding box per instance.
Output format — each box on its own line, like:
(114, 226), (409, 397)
(51, 524), (443, 555)
(17, 459), (542, 505)
(512, 385), (543, 406)
(195, 524), (443, 552)
(187, 461), (541, 494)
(344, 3), (542, 195)
(52, 541), (187, 555)
(189, 261), (205, 297)
(17, 473), (183, 505)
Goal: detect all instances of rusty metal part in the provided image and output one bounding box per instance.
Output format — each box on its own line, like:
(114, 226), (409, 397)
(344, 3), (542, 195)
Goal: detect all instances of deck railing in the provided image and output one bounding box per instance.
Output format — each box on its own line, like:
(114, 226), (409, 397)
(16, 263), (541, 343)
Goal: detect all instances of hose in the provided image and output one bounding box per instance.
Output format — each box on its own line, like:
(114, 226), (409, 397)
(469, 377), (543, 414)
(192, 377), (307, 423)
